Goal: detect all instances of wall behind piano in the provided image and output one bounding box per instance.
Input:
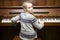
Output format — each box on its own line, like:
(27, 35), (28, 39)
(0, 0), (60, 6)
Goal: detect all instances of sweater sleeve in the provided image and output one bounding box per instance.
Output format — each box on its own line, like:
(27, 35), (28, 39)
(11, 14), (20, 23)
(32, 19), (44, 30)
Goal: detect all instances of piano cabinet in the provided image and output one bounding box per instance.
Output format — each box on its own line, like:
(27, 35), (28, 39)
(0, 6), (60, 40)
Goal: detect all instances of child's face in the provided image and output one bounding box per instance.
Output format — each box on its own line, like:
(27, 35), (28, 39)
(25, 3), (33, 13)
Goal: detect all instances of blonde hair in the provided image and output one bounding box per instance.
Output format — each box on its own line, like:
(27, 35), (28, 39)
(22, 1), (32, 8)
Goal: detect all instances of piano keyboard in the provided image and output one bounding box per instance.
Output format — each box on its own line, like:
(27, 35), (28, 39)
(1, 19), (11, 23)
(39, 18), (60, 22)
(1, 18), (60, 23)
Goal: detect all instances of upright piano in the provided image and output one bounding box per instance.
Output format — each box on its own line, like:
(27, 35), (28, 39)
(0, 6), (60, 40)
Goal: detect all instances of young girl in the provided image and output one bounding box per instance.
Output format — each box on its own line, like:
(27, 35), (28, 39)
(11, 1), (44, 40)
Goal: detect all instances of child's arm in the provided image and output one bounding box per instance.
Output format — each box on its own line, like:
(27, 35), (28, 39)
(31, 13), (44, 30)
(11, 15), (20, 23)
(32, 19), (44, 30)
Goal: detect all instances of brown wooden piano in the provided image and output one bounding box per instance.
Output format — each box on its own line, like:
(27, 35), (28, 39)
(0, 6), (60, 40)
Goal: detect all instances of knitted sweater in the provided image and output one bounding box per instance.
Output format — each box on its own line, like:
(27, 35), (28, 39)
(11, 12), (44, 39)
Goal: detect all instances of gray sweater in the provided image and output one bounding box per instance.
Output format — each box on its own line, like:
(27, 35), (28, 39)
(11, 12), (44, 39)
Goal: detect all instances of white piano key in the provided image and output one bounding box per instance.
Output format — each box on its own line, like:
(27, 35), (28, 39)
(1, 19), (21, 23)
(39, 18), (60, 22)
(1, 19), (11, 23)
